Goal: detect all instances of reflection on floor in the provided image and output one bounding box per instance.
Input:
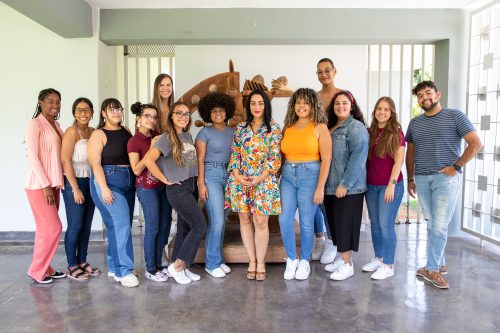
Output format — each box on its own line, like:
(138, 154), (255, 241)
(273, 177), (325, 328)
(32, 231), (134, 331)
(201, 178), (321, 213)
(1, 223), (499, 333)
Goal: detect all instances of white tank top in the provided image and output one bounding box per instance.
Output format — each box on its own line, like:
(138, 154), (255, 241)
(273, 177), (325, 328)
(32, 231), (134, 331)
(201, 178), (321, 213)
(72, 128), (92, 178)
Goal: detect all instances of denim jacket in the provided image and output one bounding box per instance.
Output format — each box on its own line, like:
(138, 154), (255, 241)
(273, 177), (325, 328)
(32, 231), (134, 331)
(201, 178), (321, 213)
(325, 115), (369, 195)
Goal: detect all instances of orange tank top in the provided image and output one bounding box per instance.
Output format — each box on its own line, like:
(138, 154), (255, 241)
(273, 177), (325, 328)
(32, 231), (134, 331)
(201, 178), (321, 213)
(281, 122), (320, 161)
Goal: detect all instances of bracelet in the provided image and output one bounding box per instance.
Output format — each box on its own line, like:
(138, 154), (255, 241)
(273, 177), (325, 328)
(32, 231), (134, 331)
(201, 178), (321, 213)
(407, 178), (415, 183)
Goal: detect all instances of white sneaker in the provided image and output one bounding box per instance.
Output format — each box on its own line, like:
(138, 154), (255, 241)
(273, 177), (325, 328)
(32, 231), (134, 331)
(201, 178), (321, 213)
(184, 269), (201, 281)
(115, 273), (140, 287)
(295, 259), (311, 280)
(320, 239), (337, 264)
(325, 260), (342, 273)
(330, 260), (354, 281)
(167, 265), (191, 284)
(362, 257), (384, 272)
(371, 265), (394, 280)
(107, 272), (115, 278)
(283, 258), (299, 280)
(311, 237), (326, 261)
(145, 271), (167, 282)
(206, 267), (226, 278)
(220, 263), (231, 274)
(161, 266), (172, 278)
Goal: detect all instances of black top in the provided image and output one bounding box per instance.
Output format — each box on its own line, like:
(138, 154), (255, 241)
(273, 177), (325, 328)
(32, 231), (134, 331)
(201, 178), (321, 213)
(101, 127), (132, 165)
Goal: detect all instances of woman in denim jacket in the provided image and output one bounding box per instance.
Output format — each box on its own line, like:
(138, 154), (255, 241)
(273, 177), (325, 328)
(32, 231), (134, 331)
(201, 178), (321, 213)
(323, 91), (368, 281)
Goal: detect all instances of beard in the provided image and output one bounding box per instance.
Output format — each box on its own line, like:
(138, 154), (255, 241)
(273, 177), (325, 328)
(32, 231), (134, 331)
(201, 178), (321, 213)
(420, 99), (439, 112)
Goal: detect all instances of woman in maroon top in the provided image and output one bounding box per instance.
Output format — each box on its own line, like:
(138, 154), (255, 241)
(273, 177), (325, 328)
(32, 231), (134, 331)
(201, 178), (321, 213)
(363, 96), (405, 280)
(127, 102), (173, 282)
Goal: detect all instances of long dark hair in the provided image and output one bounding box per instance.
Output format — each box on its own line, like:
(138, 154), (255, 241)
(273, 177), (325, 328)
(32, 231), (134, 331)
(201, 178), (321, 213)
(369, 97), (402, 158)
(164, 102), (191, 167)
(97, 98), (123, 129)
(33, 88), (61, 120)
(327, 90), (365, 129)
(244, 89), (272, 132)
(152, 73), (174, 110)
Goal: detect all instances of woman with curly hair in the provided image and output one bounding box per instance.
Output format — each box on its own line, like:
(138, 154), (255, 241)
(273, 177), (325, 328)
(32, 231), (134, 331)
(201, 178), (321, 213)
(144, 102), (207, 284)
(279, 88), (332, 280)
(195, 92), (235, 278)
(323, 91), (369, 281)
(225, 89), (282, 281)
(362, 97), (405, 280)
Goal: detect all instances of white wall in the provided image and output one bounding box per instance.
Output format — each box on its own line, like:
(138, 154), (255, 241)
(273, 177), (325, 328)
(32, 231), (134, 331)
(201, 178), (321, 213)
(0, 3), (117, 232)
(175, 45), (368, 134)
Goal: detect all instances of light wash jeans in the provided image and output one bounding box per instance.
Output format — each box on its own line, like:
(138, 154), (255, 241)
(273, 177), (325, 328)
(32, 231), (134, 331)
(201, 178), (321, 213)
(415, 173), (461, 272)
(203, 162), (229, 270)
(136, 185), (172, 273)
(90, 166), (135, 278)
(279, 161), (320, 261)
(365, 181), (404, 265)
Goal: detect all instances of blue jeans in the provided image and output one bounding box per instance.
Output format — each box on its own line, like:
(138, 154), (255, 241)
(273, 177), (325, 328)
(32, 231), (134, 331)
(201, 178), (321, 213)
(313, 204), (332, 238)
(90, 165), (136, 278)
(365, 181), (404, 265)
(203, 162), (229, 270)
(279, 161), (320, 261)
(415, 173), (460, 272)
(136, 185), (172, 273)
(62, 176), (96, 267)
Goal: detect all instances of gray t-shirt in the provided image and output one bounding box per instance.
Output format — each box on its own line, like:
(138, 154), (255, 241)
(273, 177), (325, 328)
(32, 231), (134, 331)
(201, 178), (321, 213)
(195, 126), (235, 163)
(155, 131), (198, 183)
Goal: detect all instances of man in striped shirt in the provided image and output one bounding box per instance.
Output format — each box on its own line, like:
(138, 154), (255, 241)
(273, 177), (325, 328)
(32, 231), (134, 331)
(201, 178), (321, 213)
(405, 81), (482, 289)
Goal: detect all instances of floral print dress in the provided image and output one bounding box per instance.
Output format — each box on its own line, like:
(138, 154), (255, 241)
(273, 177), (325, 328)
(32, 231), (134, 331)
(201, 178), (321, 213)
(225, 121), (282, 215)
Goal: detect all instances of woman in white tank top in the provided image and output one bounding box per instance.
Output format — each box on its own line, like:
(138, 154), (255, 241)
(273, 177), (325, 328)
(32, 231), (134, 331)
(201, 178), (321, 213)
(61, 98), (99, 281)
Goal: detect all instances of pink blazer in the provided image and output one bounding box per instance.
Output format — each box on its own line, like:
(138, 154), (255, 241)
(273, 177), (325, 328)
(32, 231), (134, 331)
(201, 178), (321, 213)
(25, 115), (64, 190)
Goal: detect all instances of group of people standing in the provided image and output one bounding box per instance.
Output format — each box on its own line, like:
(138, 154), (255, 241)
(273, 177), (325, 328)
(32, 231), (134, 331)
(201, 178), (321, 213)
(24, 58), (481, 290)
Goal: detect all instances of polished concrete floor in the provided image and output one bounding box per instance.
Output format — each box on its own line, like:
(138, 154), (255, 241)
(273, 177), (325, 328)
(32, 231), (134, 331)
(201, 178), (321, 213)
(1, 224), (499, 333)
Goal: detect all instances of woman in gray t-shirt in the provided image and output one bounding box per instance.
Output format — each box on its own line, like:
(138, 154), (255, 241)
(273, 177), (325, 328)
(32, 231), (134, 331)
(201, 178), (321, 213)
(144, 102), (207, 285)
(195, 93), (236, 279)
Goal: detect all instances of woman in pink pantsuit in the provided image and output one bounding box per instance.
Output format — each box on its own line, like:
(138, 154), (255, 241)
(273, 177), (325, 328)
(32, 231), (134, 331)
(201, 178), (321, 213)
(25, 88), (67, 284)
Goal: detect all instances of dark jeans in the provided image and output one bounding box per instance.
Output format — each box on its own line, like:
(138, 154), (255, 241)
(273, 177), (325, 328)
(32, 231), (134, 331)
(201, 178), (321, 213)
(136, 185), (173, 272)
(62, 176), (96, 267)
(165, 177), (207, 266)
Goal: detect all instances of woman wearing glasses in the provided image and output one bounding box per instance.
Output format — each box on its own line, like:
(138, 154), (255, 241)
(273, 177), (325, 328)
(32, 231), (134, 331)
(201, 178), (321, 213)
(61, 98), (98, 281)
(144, 102), (207, 284)
(127, 102), (172, 282)
(88, 98), (138, 287)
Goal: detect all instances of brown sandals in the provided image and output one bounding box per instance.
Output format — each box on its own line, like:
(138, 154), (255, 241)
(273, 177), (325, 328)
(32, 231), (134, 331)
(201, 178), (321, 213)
(247, 261), (256, 280)
(67, 266), (89, 281)
(79, 263), (101, 276)
(256, 262), (266, 281)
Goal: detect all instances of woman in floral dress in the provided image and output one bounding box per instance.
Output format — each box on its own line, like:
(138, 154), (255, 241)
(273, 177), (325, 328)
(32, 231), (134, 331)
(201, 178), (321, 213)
(225, 89), (282, 281)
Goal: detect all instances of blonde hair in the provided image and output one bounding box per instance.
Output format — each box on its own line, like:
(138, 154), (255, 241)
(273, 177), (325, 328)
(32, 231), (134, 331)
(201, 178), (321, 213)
(284, 88), (326, 128)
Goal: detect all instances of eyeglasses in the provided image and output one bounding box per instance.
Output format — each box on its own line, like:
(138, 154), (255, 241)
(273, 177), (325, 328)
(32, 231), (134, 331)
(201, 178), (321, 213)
(142, 114), (158, 120)
(173, 111), (190, 119)
(211, 108), (226, 114)
(107, 107), (123, 113)
(75, 108), (92, 114)
(316, 68), (334, 76)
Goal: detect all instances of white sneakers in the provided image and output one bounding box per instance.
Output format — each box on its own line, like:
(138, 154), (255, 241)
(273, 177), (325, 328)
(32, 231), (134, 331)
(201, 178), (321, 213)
(145, 271), (167, 282)
(114, 273), (140, 287)
(362, 257), (384, 272)
(167, 264), (191, 284)
(284, 258), (299, 280)
(295, 260), (311, 280)
(185, 269), (201, 281)
(320, 239), (337, 264)
(324, 260), (343, 273)
(371, 265), (394, 280)
(220, 263), (231, 274)
(330, 260), (354, 281)
(311, 237), (326, 261)
(206, 267), (226, 278)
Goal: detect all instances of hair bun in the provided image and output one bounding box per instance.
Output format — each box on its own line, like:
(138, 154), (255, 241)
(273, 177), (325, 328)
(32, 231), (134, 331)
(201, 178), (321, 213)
(130, 101), (142, 114)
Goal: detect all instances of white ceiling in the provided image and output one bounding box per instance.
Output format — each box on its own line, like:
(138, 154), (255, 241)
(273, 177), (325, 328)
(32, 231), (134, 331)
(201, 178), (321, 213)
(84, 0), (490, 9)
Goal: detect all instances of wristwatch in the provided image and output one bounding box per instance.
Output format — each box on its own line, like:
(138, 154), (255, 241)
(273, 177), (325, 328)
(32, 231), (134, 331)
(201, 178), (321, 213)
(452, 163), (462, 172)
(390, 179), (397, 185)
(407, 178), (415, 183)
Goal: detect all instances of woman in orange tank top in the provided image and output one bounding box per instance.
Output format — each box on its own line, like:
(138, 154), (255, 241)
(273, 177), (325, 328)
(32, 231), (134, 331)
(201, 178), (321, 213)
(278, 88), (332, 280)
